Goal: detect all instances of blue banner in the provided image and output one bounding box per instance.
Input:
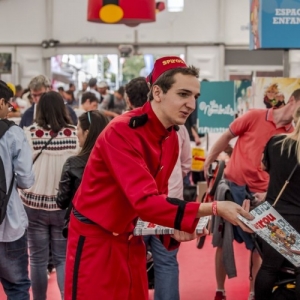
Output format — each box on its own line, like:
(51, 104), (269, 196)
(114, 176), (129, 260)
(197, 81), (235, 134)
(250, 0), (300, 49)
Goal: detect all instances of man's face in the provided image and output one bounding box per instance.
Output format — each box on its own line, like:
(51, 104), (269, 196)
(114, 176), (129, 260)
(30, 87), (48, 103)
(152, 73), (200, 128)
(98, 87), (107, 95)
(286, 96), (300, 120)
(84, 100), (98, 111)
(82, 83), (88, 91)
(0, 98), (13, 119)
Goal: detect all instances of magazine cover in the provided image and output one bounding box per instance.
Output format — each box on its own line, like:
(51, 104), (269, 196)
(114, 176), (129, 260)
(134, 216), (210, 236)
(239, 201), (300, 267)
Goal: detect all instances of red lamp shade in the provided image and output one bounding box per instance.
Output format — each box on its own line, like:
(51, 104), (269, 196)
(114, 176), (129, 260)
(87, 0), (157, 25)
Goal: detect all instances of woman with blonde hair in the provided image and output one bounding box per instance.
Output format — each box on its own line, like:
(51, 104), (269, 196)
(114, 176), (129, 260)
(255, 106), (300, 299)
(20, 91), (79, 300)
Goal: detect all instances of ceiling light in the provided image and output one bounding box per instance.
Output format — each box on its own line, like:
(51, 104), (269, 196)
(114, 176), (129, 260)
(167, 0), (184, 12)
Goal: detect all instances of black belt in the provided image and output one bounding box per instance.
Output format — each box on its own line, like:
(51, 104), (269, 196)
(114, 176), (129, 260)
(73, 209), (96, 225)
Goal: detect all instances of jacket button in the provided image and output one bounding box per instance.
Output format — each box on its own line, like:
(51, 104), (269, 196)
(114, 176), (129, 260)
(112, 232), (119, 236)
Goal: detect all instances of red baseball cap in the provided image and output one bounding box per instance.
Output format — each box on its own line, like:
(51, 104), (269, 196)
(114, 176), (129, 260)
(146, 56), (188, 85)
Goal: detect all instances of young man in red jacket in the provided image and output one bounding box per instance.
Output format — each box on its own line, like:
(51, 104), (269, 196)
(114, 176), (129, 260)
(64, 56), (253, 300)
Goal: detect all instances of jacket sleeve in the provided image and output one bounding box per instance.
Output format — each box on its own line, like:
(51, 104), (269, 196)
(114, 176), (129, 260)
(66, 105), (78, 126)
(56, 158), (74, 209)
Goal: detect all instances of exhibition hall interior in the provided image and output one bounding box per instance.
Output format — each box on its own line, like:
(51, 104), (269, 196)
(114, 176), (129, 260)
(1, 0), (300, 299)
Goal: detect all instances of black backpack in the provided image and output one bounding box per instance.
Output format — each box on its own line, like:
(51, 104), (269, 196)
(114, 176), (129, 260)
(0, 119), (16, 225)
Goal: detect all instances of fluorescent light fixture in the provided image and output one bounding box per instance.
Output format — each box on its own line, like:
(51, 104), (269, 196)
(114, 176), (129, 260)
(167, 0), (184, 12)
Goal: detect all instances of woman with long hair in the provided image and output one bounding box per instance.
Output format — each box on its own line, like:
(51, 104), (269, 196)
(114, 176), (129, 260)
(20, 91), (79, 300)
(56, 111), (109, 229)
(255, 106), (300, 299)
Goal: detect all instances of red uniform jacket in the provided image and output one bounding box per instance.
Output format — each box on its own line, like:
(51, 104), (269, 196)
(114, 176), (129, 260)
(73, 101), (200, 240)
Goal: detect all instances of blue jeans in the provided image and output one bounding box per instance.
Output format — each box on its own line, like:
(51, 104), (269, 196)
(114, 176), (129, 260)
(0, 232), (30, 300)
(25, 206), (66, 300)
(228, 181), (254, 250)
(144, 236), (179, 300)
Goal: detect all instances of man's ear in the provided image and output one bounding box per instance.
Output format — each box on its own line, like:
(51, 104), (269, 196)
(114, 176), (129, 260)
(288, 96), (295, 104)
(152, 85), (162, 102)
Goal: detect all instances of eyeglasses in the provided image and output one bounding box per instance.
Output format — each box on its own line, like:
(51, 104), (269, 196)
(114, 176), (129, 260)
(2, 98), (13, 111)
(7, 102), (13, 112)
(31, 92), (45, 99)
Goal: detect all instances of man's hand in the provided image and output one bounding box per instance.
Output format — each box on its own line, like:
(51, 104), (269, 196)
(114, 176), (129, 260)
(171, 226), (210, 243)
(171, 230), (197, 242)
(203, 163), (210, 181)
(216, 200), (254, 233)
(194, 135), (201, 146)
(253, 192), (266, 202)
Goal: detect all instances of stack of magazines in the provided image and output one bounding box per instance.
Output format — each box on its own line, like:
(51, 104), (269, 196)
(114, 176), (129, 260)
(134, 216), (210, 236)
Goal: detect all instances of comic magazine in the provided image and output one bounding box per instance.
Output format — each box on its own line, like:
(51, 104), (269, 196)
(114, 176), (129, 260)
(239, 201), (300, 267)
(134, 216), (210, 236)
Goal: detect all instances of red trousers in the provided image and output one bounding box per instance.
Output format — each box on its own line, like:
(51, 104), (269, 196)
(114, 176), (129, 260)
(65, 214), (148, 300)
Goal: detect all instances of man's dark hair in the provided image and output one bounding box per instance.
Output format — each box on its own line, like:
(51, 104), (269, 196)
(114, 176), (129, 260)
(15, 85), (23, 93)
(69, 83), (75, 88)
(81, 92), (98, 105)
(291, 89), (300, 101)
(117, 86), (125, 98)
(88, 78), (97, 88)
(0, 80), (13, 102)
(125, 77), (149, 108)
(78, 110), (109, 157)
(35, 91), (72, 132)
(148, 66), (199, 100)
(58, 87), (64, 92)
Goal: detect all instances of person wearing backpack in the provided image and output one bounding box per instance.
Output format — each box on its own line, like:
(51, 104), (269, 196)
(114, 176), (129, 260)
(0, 80), (35, 300)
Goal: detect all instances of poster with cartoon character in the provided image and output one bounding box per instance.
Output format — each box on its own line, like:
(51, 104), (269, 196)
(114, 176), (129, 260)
(239, 201), (300, 267)
(252, 77), (300, 109)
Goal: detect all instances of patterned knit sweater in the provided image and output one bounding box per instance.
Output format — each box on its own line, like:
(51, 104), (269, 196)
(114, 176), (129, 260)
(20, 123), (79, 210)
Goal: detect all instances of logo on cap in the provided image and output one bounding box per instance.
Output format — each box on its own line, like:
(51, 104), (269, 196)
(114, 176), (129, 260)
(148, 56), (188, 85)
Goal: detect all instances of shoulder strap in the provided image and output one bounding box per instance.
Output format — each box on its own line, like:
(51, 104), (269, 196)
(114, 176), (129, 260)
(33, 135), (56, 164)
(108, 94), (115, 109)
(0, 120), (16, 201)
(272, 163), (299, 207)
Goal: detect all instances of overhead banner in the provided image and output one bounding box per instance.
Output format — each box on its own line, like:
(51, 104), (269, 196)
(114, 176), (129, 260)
(197, 81), (236, 134)
(250, 0), (300, 49)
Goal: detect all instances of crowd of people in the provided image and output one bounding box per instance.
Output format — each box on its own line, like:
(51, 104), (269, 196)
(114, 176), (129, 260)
(0, 55), (300, 300)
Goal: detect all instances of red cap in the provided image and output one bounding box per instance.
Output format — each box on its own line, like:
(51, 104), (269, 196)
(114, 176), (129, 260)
(146, 56), (187, 85)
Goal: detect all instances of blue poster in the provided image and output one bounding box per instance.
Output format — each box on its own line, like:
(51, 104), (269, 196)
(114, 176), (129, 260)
(250, 0), (300, 49)
(197, 81), (235, 134)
